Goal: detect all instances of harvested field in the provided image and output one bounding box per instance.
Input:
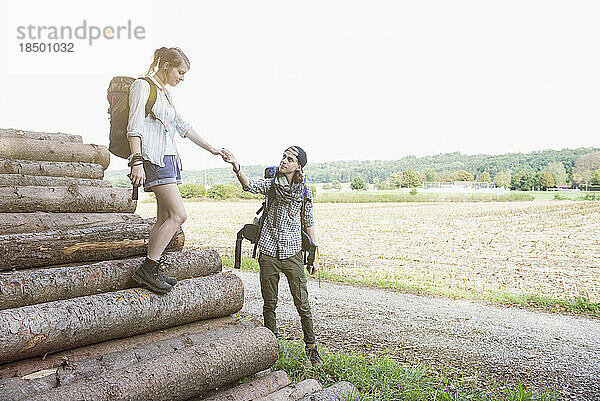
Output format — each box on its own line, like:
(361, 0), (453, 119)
(136, 200), (600, 302)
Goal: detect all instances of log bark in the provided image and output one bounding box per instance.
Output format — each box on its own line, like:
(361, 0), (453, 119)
(0, 129), (82, 143)
(0, 212), (143, 235)
(0, 320), (262, 401)
(0, 159), (104, 179)
(255, 380), (323, 401)
(0, 174), (112, 188)
(298, 382), (359, 401)
(198, 370), (291, 401)
(0, 138), (110, 169)
(28, 326), (278, 401)
(0, 221), (184, 271)
(0, 316), (237, 380)
(0, 248), (220, 310)
(0, 273), (244, 364)
(0, 186), (135, 213)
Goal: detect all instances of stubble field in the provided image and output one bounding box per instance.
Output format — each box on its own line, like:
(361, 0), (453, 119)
(136, 199), (600, 304)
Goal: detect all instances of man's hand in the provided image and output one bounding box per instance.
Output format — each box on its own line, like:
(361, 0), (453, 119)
(307, 253), (320, 275)
(221, 148), (237, 166)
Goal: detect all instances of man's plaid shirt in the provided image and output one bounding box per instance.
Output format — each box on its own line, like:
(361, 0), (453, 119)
(244, 178), (315, 260)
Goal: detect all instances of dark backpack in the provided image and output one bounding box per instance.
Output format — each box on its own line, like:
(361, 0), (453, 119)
(106, 76), (158, 159)
(234, 172), (316, 269)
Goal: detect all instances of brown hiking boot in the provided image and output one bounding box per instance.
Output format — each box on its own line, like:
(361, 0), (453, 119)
(132, 257), (173, 294)
(305, 345), (323, 367)
(158, 255), (177, 287)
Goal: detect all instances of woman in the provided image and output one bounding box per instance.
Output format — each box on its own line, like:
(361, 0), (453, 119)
(127, 47), (224, 294)
(222, 146), (323, 366)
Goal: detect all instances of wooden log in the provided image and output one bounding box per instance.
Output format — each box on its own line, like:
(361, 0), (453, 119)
(0, 212), (143, 235)
(0, 159), (104, 179)
(0, 320), (262, 401)
(0, 316), (237, 380)
(0, 221), (184, 271)
(0, 273), (244, 364)
(298, 382), (359, 401)
(0, 186), (135, 213)
(28, 326), (278, 401)
(0, 138), (110, 169)
(0, 128), (82, 143)
(255, 379), (323, 401)
(0, 174), (112, 188)
(199, 370), (291, 401)
(0, 248), (220, 310)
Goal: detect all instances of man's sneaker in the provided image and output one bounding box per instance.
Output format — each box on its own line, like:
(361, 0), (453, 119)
(305, 346), (323, 367)
(157, 255), (177, 287)
(132, 257), (173, 294)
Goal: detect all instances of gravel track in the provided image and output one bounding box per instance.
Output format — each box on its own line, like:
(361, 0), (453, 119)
(233, 270), (600, 401)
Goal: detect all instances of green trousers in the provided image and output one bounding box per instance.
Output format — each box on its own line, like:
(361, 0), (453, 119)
(259, 251), (316, 345)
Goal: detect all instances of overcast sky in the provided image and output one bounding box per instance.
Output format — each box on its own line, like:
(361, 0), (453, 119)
(3, 0), (599, 171)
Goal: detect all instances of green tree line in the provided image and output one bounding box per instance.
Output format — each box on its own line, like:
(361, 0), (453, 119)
(105, 148), (600, 191)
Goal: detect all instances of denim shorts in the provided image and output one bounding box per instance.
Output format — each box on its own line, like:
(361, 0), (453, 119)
(143, 155), (182, 192)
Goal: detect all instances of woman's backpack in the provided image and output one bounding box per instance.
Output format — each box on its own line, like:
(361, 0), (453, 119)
(106, 76), (158, 159)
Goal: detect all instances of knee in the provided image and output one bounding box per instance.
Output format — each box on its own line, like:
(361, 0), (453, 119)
(179, 211), (187, 225)
(170, 210), (187, 226)
(294, 299), (311, 315)
(263, 297), (277, 310)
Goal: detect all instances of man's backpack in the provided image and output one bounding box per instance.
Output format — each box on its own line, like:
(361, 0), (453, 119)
(234, 170), (316, 269)
(106, 76), (158, 159)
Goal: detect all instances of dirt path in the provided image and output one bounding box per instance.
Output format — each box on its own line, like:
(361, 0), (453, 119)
(232, 270), (600, 401)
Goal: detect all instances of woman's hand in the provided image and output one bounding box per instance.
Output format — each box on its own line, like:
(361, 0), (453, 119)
(212, 147), (226, 157)
(128, 164), (145, 187)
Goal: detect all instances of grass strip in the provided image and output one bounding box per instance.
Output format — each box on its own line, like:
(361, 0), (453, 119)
(272, 339), (558, 401)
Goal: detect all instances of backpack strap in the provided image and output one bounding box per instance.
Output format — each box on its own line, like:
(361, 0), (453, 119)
(234, 228), (244, 269)
(252, 177), (276, 259)
(139, 77), (160, 122)
(301, 178), (308, 219)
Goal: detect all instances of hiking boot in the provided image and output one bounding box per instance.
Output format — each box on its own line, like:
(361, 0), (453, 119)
(158, 255), (177, 287)
(132, 257), (173, 294)
(305, 345), (323, 367)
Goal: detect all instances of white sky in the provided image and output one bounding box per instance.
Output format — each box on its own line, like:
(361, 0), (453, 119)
(3, 0), (599, 171)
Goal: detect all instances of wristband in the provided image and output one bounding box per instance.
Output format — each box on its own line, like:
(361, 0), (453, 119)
(127, 152), (142, 163)
(127, 155), (144, 167)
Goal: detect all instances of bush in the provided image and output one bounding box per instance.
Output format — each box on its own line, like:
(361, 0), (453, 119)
(331, 180), (342, 190)
(323, 184), (331, 190)
(111, 177), (131, 188)
(206, 184), (238, 200)
(350, 177), (365, 190)
(238, 189), (263, 199)
(375, 180), (390, 190)
(179, 184), (206, 199)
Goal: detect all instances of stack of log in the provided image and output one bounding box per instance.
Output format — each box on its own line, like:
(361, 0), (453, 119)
(0, 128), (357, 400)
(0, 129), (278, 400)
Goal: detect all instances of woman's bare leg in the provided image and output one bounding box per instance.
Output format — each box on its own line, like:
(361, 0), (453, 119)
(147, 183), (186, 261)
(148, 194), (168, 256)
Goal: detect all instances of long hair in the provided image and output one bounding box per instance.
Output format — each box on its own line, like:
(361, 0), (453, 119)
(276, 168), (305, 185)
(146, 47), (190, 75)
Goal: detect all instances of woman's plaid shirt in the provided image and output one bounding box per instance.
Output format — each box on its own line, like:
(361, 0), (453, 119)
(244, 178), (315, 259)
